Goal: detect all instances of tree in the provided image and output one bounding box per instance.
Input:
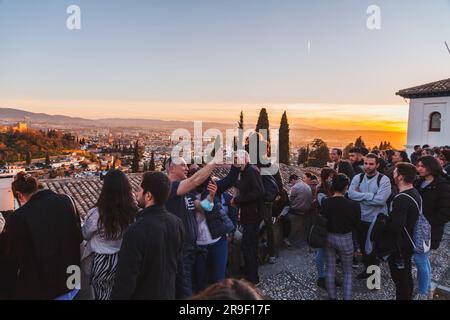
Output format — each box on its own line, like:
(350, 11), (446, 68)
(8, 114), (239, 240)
(25, 151), (32, 166)
(378, 141), (393, 150)
(45, 152), (51, 168)
(238, 111), (244, 130)
(297, 146), (309, 166)
(131, 140), (140, 173)
(149, 151), (156, 171)
(279, 111), (290, 165)
(237, 111), (244, 149)
(307, 139), (330, 168)
(354, 136), (366, 149)
(255, 108), (270, 141)
(233, 136), (238, 151)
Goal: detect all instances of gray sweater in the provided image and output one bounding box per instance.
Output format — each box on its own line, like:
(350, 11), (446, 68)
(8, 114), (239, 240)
(348, 172), (392, 222)
(289, 181), (313, 213)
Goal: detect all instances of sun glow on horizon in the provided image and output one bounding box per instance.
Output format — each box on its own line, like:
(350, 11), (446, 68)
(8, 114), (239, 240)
(0, 99), (408, 133)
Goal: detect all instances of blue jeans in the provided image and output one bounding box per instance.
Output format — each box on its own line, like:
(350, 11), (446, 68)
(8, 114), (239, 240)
(194, 236), (228, 292)
(55, 289), (79, 300)
(413, 252), (432, 295)
(316, 248), (326, 278)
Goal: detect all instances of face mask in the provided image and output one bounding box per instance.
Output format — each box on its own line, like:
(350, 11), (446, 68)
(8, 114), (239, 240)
(200, 199), (214, 212)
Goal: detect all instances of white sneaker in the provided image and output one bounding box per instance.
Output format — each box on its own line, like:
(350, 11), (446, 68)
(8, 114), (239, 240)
(414, 293), (428, 300)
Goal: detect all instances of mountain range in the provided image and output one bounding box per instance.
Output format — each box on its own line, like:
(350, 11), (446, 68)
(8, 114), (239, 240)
(0, 108), (407, 148)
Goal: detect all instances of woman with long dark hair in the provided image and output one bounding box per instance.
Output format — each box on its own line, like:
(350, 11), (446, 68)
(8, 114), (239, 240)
(315, 167), (338, 290)
(82, 170), (138, 300)
(414, 156), (450, 299)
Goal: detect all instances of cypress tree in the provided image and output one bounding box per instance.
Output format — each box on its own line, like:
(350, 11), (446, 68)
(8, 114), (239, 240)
(279, 111), (290, 164)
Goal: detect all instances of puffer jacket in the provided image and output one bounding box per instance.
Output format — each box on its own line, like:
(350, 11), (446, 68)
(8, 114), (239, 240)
(200, 166), (240, 239)
(415, 175), (450, 250)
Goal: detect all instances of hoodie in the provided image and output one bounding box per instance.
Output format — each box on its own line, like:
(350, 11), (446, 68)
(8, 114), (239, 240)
(348, 172), (392, 222)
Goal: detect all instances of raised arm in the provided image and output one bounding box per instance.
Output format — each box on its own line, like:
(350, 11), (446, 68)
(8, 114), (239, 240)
(176, 162), (216, 196)
(216, 166), (240, 194)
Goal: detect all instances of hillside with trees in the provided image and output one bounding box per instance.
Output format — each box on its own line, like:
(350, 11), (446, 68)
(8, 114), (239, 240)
(0, 128), (79, 164)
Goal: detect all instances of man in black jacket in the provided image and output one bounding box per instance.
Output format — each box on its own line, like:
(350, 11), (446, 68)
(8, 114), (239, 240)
(410, 145), (422, 165)
(7, 173), (82, 300)
(385, 163), (420, 300)
(331, 148), (355, 180)
(231, 151), (265, 284)
(348, 148), (364, 175)
(112, 172), (184, 300)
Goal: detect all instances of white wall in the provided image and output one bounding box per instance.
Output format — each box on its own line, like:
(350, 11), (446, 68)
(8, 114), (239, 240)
(406, 96), (450, 154)
(0, 178), (14, 211)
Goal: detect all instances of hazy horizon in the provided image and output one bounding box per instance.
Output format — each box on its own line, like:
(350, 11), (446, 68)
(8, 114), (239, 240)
(0, 103), (409, 132)
(0, 106), (408, 149)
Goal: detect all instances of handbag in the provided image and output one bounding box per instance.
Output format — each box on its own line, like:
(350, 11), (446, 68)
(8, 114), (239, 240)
(307, 214), (328, 249)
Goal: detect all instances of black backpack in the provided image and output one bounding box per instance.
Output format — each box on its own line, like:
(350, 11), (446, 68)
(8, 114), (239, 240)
(358, 173), (384, 187)
(261, 175), (279, 202)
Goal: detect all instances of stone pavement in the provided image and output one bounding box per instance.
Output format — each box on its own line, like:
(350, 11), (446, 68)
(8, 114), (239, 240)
(257, 223), (450, 300)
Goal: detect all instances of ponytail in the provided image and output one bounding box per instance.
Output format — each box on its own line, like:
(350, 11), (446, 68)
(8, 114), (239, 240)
(12, 172), (38, 196)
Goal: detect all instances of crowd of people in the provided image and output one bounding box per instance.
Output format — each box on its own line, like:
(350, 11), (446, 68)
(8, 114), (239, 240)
(310, 144), (450, 300)
(0, 140), (449, 301)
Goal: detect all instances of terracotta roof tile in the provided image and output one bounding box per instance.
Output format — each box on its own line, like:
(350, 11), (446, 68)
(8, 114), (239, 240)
(40, 164), (316, 219)
(396, 78), (450, 99)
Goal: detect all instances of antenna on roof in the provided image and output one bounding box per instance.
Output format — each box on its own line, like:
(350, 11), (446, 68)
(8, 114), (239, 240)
(445, 41), (450, 54)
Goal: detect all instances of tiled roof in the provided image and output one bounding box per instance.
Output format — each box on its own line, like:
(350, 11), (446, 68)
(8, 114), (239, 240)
(396, 78), (450, 99)
(40, 164), (319, 219)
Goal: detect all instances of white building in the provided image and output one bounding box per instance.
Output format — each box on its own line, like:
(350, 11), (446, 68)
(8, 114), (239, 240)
(397, 78), (450, 154)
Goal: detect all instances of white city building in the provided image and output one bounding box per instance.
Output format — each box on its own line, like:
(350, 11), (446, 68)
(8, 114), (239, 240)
(397, 78), (450, 154)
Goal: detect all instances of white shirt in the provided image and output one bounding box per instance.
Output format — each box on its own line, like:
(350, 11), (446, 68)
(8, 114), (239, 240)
(196, 214), (221, 246)
(82, 207), (123, 255)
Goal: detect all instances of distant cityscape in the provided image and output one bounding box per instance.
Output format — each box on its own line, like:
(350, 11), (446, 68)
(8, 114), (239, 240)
(0, 106), (397, 183)
(0, 120), (173, 180)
